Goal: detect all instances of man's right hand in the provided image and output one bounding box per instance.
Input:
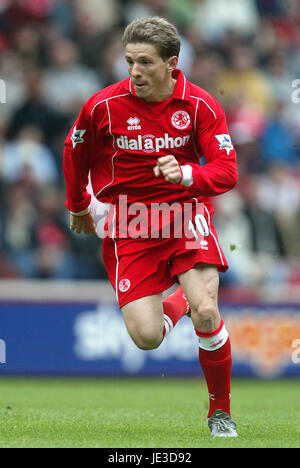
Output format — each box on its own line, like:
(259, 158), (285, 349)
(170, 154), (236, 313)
(70, 211), (97, 235)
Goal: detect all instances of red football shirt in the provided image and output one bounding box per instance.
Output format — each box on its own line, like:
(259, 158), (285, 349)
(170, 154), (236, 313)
(63, 69), (238, 214)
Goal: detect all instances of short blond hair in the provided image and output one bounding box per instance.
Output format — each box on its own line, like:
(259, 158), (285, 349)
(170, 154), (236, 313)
(122, 16), (181, 61)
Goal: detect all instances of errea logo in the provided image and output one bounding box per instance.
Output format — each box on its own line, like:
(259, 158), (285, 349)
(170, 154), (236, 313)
(127, 117), (141, 130)
(200, 240), (208, 250)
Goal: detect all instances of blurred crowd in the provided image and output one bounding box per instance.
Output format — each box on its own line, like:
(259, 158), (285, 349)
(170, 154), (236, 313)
(0, 0), (300, 296)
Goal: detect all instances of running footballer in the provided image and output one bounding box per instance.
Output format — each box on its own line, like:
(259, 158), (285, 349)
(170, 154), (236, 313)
(63, 17), (238, 438)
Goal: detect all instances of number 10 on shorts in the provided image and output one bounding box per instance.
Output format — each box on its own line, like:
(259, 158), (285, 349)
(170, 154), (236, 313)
(186, 210), (210, 250)
(189, 214), (210, 240)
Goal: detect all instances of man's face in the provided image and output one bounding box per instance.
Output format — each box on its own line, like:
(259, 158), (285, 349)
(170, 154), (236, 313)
(125, 43), (177, 102)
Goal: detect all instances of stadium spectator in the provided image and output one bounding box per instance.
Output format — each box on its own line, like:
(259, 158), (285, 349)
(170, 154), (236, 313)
(1, 183), (38, 278)
(43, 38), (101, 114)
(265, 52), (295, 106)
(217, 45), (273, 115)
(259, 101), (300, 168)
(7, 68), (69, 156)
(188, 51), (225, 100)
(74, 0), (121, 33)
(122, 0), (171, 25)
(255, 164), (300, 257)
(1, 126), (58, 185)
(214, 187), (287, 289)
(255, 0), (285, 17)
(192, 0), (259, 43)
(0, 50), (27, 119)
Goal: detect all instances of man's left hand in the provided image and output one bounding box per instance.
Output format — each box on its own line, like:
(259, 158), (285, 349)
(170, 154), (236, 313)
(70, 211), (97, 235)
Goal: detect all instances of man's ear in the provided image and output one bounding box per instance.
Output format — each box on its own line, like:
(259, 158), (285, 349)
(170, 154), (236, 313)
(167, 56), (178, 72)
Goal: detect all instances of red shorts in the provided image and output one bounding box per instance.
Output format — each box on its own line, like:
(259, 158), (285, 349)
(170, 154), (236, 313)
(102, 201), (228, 308)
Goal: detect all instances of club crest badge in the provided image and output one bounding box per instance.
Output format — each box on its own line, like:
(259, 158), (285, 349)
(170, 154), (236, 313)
(119, 278), (131, 292)
(171, 110), (191, 130)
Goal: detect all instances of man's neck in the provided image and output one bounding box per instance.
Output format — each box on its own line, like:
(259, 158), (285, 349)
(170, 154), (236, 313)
(145, 77), (177, 103)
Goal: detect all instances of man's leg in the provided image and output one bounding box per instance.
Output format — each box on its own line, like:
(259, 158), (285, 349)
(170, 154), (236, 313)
(122, 294), (164, 350)
(121, 288), (190, 350)
(178, 264), (233, 420)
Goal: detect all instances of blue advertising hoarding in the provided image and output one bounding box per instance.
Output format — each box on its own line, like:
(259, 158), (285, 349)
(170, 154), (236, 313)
(0, 298), (300, 377)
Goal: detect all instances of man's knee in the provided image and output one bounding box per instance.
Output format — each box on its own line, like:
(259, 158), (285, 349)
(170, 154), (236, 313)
(130, 326), (163, 350)
(181, 266), (220, 330)
(121, 294), (164, 351)
(191, 299), (219, 330)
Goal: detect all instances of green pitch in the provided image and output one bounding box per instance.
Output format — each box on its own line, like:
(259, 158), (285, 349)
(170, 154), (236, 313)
(0, 377), (299, 448)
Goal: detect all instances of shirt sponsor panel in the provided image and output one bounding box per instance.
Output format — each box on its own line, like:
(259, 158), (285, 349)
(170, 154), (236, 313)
(116, 133), (191, 153)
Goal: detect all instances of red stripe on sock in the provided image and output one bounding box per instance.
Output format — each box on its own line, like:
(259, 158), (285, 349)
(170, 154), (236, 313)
(195, 319), (224, 338)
